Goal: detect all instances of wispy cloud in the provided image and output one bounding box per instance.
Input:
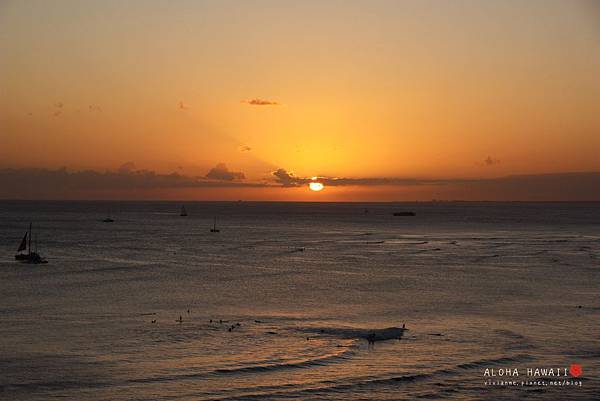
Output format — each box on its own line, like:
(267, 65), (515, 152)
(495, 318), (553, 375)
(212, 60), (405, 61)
(205, 163), (245, 181)
(239, 145), (252, 152)
(242, 98), (282, 106)
(52, 102), (64, 117)
(482, 156), (500, 166)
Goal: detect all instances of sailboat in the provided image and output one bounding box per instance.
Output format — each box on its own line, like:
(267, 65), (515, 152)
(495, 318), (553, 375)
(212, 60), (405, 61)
(15, 223), (48, 264)
(180, 205), (188, 217)
(102, 209), (114, 223)
(210, 217), (220, 233)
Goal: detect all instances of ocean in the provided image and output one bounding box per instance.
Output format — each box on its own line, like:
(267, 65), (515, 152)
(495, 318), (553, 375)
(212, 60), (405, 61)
(0, 201), (598, 400)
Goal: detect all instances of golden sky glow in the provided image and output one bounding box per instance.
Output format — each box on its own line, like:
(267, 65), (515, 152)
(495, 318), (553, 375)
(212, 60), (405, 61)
(1, 0), (599, 200)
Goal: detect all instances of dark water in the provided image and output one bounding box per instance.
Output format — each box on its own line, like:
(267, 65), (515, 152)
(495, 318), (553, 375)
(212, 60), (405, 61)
(0, 201), (599, 400)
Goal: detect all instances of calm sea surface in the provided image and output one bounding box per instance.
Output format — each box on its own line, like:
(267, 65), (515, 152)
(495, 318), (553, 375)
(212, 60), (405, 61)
(0, 201), (598, 400)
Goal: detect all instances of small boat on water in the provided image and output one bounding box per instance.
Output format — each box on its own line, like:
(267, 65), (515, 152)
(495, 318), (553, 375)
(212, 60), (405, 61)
(15, 223), (48, 264)
(180, 205), (188, 217)
(393, 211), (416, 217)
(102, 209), (114, 222)
(210, 217), (220, 233)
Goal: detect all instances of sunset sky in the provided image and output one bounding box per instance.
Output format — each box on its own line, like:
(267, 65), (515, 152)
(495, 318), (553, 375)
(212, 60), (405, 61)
(1, 0), (599, 200)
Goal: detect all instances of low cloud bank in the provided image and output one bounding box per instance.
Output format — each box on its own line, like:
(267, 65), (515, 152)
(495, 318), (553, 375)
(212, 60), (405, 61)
(0, 167), (265, 198)
(205, 163), (245, 181)
(1, 167), (599, 200)
(272, 169), (454, 187)
(271, 169), (600, 201)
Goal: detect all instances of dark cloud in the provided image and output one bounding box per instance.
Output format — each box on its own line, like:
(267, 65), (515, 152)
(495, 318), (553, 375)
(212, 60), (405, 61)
(239, 145), (252, 152)
(319, 177), (447, 186)
(0, 167), (265, 198)
(271, 168), (600, 200)
(272, 169), (442, 187)
(272, 169), (311, 187)
(205, 163), (245, 181)
(438, 172), (600, 201)
(118, 162), (136, 174)
(242, 98), (281, 106)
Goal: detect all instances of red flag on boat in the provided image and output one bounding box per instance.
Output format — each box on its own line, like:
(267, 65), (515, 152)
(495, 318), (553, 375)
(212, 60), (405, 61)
(17, 233), (27, 252)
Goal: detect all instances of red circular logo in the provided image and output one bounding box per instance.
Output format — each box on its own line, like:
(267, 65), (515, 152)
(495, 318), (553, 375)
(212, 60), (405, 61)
(570, 363), (583, 377)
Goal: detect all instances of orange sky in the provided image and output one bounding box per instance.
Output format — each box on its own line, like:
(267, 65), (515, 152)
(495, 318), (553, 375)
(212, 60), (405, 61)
(1, 0), (599, 200)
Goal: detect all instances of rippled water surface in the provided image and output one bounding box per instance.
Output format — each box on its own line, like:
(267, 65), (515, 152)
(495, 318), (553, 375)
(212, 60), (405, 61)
(0, 201), (599, 400)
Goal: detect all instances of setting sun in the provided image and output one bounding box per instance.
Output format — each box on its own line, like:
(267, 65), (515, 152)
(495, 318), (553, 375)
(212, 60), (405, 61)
(309, 182), (324, 192)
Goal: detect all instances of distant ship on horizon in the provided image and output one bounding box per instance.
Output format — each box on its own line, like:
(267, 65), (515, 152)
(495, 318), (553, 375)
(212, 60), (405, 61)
(180, 205), (188, 217)
(15, 223), (48, 264)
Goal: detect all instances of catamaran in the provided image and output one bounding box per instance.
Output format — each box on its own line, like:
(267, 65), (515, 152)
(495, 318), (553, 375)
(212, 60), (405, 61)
(15, 223), (48, 264)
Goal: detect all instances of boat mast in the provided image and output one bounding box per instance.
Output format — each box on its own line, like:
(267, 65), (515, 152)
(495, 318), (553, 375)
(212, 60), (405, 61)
(28, 223), (32, 255)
